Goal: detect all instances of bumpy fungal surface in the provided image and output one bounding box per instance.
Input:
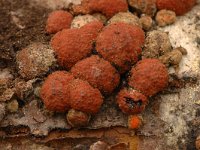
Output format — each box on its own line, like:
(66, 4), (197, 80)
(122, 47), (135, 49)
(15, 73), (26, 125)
(40, 71), (74, 112)
(88, 0), (128, 18)
(72, 0), (128, 18)
(71, 55), (120, 94)
(80, 21), (104, 41)
(72, 0), (92, 15)
(16, 43), (56, 79)
(46, 10), (73, 34)
(107, 12), (141, 27)
(51, 21), (103, 69)
(156, 0), (196, 15)
(117, 88), (148, 114)
(96, 22), (145, 73)
(66, 109), (91, 127)
(139, 15), (153, 31)
(142, 30), (172, 58)
(68, 79), (103, 114)
(71, 14), (98, 29)
(156, 9), (176, 27)
(51, 28), (87, 69)
(129, 59), (169, 97)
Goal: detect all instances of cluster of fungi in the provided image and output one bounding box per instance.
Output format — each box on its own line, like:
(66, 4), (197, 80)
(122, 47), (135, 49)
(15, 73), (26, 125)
(40, 0), (196, 128)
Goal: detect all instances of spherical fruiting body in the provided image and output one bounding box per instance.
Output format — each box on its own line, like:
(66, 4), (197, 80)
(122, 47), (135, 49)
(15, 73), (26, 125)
(89, 0), (128, 18)
(139, 15), (153, 31)
(40, 71), (74, 112)
(72, 0), (128, 18)
(16, 43), (56, 79)
(128, 115), (142, 129)
(156, 0), (196, 16)
(117, 88), (148, 114)
(128, 59), (169, 97)
(108, 12), (141, 27)
(80, 21), (104, 41)
(51, 21), (103, 69)
(142, 30), (172, 58)
(71, 55), (120, 94)
(72, 0), (91, 15)
(69, 79), (103, 114)
(66, 109), (91, 127)
(71, 14), (98, 29)
(46, 10), (73, 34)
(156, 9), (176, 27)
(96, 22), (145, 73)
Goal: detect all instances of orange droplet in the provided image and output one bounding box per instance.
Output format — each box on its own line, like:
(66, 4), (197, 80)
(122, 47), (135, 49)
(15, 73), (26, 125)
(128, 115), (142, 129)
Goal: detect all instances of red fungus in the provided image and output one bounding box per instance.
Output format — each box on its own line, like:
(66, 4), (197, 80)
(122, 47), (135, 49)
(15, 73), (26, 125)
(96, 22), (145, 73)
(68, 79), (103, 114)
(71, 55), (120, 94)
(40, 71), (74, 112)
(72, 0), (128, 18)
(80, 21), (104, 42)
(129, 59), (169, 97)
(46, 10), (73, 34)
(117, 88), (148, 114)
(88, 0), (128, 18)
(51, 21), (103, 69)
(128, 115), (142, 129)
(156, 0), (196, 16)
(72, 0), (92, 15)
